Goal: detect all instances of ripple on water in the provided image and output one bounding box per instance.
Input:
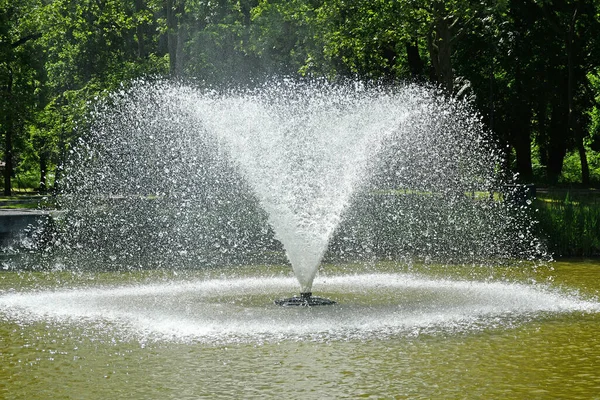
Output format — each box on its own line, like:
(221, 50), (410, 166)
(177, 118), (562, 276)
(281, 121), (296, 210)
(0, 273), (598, 344)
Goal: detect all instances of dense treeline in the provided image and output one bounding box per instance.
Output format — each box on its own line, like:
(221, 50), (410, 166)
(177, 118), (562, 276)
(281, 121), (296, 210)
(1, 0), (600, 195)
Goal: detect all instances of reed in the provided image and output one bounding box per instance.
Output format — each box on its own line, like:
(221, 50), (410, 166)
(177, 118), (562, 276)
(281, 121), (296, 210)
(535, 192), (600, 257)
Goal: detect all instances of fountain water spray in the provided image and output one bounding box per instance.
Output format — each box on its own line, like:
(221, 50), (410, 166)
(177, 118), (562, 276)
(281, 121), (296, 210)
(54, 79), (546, 305)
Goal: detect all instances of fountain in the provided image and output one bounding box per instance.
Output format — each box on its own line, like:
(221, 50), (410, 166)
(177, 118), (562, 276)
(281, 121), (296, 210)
(3, 79), (600, 398)
(4, 78), (563, 329)
(46, 80), (545, 300)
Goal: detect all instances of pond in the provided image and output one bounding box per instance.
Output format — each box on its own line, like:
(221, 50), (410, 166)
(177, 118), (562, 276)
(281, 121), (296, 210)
(1, 260), (599, 399)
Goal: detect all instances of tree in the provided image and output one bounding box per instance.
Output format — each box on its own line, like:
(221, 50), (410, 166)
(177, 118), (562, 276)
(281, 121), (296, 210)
(0, 0), (45, 195)
(1, 0), (599, 190)
(36, 0), (169, 191)
(525, 0), (600, 184)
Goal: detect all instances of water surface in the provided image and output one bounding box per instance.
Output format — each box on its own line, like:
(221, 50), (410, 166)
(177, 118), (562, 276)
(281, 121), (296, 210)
(1, 260), (599, 398)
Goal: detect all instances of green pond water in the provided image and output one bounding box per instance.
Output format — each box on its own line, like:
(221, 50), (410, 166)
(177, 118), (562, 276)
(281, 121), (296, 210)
(1, 260), (599, 399)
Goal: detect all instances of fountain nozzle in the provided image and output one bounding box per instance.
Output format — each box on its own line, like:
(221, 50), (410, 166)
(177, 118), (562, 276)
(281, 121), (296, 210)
(275, 292), (336, 307)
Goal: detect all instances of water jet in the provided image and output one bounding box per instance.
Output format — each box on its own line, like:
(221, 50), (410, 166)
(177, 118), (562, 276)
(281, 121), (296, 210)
(51, 79), (546, 301)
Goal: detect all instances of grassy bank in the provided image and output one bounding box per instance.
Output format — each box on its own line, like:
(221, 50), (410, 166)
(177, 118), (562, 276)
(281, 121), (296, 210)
(0, 195), (53, 209)
(535, 189), (600, 257)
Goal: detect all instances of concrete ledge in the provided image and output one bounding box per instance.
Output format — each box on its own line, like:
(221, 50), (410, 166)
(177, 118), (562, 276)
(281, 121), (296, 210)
(0, 209), (53, 246)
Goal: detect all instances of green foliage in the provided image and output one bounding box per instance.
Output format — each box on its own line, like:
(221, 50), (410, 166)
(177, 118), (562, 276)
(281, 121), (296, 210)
(0, 0), (47, 194)
(1, 0), (171, 194)
(560, 150), (600, 185)
(589, 71), (600, 151)
(535, 193), (600, 256)
(1, 0), (600, 196)
(250, 0), (318, 76)
(532, 143), (600, 186)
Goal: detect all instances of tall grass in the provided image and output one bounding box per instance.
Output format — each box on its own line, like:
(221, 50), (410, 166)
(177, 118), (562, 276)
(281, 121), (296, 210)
(535, 191), (600, 257)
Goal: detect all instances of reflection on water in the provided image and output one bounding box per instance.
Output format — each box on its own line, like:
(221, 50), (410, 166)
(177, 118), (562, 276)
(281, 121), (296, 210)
(1, 260), (599, 398)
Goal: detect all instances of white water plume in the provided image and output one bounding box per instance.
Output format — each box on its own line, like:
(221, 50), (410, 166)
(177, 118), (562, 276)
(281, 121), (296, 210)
(53, 79), (547, 292)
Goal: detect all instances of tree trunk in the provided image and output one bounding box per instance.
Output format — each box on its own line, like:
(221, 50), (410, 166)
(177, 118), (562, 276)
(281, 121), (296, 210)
(3, 67), (13, 196)
(406, 40), (424, 78)
(577, 131), (590, 184)
(4, 127), (12, 197)
(547, 144), (567, 184)
(166, 0), (178, 75)
(175, 23), (187, 76)
(514, 129), (533, 182)
(166, 0), (184, 76)
(52, 110), (66, 194)
(135, 0), (146, 58)
(428, 3), (454, 93)
(39, 154), (47, 194)
(512, 64), (533, 181)
(566, 7), (589, 185)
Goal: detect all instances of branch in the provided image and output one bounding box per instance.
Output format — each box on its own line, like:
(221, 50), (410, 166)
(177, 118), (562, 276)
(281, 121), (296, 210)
(11, 33), (42, 48)
(451, 15), (474, 44)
